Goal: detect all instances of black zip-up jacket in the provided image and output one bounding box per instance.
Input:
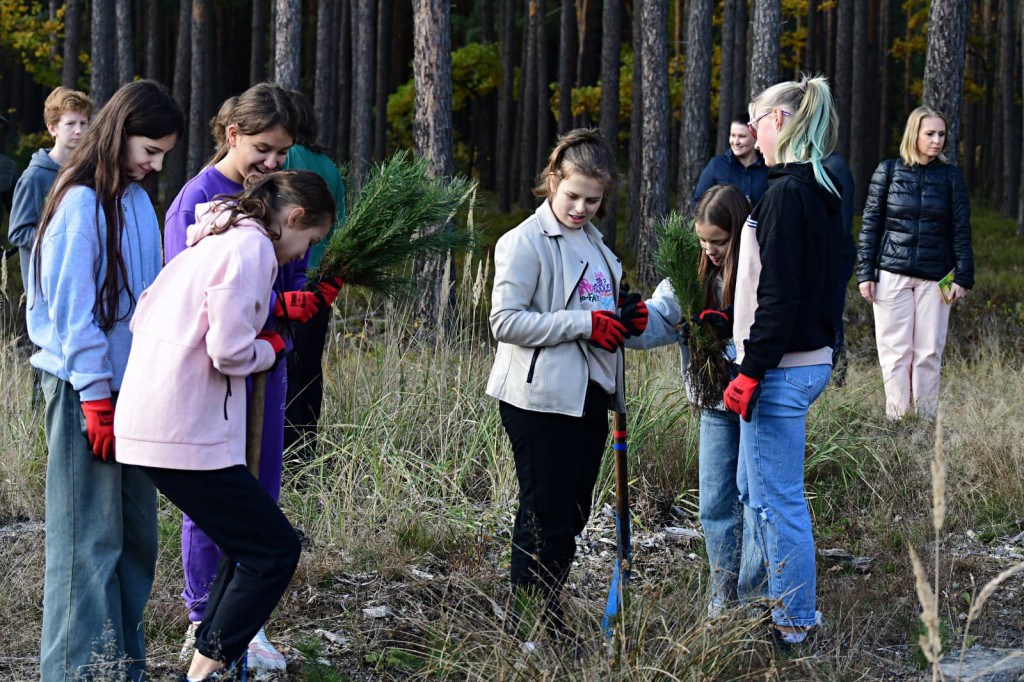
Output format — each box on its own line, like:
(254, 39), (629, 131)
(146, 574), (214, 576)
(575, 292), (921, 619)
(736, 163), (842, 380)
(857, 158), (974, 288)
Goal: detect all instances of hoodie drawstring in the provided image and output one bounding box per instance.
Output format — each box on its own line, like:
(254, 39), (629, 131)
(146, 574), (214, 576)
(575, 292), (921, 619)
(223, 376), (231, 420)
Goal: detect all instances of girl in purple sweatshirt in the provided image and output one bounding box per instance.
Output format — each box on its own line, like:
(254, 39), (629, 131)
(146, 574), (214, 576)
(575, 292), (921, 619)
(164, 83), (340, 671)
(117, 170), (335, 681)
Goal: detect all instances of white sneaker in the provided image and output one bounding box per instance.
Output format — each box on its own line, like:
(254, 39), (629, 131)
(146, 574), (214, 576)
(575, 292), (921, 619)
(179, 621), (200, 662)
(247, 627), (287, 672)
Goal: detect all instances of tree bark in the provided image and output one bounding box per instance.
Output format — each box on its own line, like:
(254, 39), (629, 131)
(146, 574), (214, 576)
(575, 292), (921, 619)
(274, 0), (301, 89)
(350, 0), (376, 193)
(558, 0), (575, 134)
(534, 0), (551, 172)
(412, 0), (455, 325)
(999, 0), (1017, 216)
(250, 0), (269, 84)
(922, 0), (968, 165)
(678, 0), (712, 209)
(748, 0), (779, 99)
(732, 0), (748, 109)
(639, 0), (668, 285)
(375, 0), (393, 160)
(805, 0), (818, 72)
(481, 0), (496, 41)
(716, 0), (738, 153)
(166, 0), (192, 201)
(598, 0), (621, 245)
(187, 0), (209, 178)
(519, 0), (538, 206)
(91, 0), (116, 107)
(627, 2), (644, 253)
(496, 0), (517, 212)
(315, 0), (336, 149)
(115, 0), (134, 85)
(849, 0), (868, 208)
(876, 0), (890, 163)
(144, 0), (159, 80)
(833, 0), (852, 156)
(1018, 0), (1024, 234)
(62, 0), (83, 88)
(336, 0), (353, 161)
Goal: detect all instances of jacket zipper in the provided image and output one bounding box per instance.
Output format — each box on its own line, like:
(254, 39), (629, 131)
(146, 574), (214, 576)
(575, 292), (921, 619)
(223, 376), (231, 420)
(526, 348), (541, 383)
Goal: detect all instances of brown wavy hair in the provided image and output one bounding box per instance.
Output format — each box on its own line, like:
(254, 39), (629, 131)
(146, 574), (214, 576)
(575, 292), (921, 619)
(694, 184), (750, 309)
(208, 83), (296, 165)
(209, 170), (335, 240)
(532, 128), (619, 219)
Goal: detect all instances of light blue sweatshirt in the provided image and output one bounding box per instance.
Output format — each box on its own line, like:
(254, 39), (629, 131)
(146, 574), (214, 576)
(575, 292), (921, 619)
(27, 183), (163, 401)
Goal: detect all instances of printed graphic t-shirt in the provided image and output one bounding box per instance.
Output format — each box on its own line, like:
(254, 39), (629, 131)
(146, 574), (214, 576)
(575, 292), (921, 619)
(561, 226), (617, 395)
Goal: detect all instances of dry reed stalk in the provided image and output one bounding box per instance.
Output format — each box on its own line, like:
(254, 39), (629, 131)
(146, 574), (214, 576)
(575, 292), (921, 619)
(959, 561), (1024, 676)
(908, 544), (942, 677)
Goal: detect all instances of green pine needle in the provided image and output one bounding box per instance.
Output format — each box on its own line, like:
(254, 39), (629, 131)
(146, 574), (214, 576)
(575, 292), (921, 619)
(309, 150), (478, 299)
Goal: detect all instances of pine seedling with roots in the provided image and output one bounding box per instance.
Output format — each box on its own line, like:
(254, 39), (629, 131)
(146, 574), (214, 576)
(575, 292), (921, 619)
(308, 151), (478, 298)
(653, 212), (732, 407)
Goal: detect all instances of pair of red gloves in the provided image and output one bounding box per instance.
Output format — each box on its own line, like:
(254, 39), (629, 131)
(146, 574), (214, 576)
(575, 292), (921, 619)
(257, 277), (344, 361)
(588, 288), (650, 353)
(691, 305), (761, 421)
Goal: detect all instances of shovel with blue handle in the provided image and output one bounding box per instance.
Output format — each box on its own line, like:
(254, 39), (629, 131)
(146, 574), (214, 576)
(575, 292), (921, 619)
(601, 410), (631, 640)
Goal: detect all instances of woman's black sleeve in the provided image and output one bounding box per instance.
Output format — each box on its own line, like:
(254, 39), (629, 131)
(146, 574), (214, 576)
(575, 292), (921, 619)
(856, 160), (891, 283)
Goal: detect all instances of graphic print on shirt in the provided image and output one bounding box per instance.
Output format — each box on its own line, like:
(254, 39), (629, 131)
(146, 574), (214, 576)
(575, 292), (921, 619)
(578, 270), (615, 310)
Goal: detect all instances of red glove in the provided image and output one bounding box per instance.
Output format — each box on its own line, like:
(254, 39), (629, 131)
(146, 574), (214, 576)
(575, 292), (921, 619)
(693, 306), (733, 342)
(723, 373), (761, 422)
(273, 291), (323, 324)
(307, 276), (343, 308)
(256, 329), (286, 363)
(81, 399), (116, 462)
(619, 298), (648, 337)
(589, 310), (627, 352)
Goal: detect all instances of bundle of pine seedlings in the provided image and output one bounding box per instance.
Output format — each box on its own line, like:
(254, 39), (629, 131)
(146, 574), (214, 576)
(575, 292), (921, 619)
(308, 150), (477, 298)
(653, 212), (731, 407)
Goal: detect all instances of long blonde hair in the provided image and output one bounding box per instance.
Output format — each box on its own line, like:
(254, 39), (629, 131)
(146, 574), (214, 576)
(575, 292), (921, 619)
(749, 73), (839, 195)
(899, 106), (949, 166)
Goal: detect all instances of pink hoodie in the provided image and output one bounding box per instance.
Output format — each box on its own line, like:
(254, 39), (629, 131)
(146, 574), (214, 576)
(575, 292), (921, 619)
(115, 202), (280, 470)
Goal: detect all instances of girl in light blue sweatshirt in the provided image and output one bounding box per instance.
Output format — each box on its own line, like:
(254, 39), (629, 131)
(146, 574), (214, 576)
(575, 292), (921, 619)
(27, 80), (184, 682)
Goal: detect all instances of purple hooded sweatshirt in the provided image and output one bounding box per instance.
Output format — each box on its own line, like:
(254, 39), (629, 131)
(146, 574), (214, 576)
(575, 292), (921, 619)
(164, 165), (307, 622)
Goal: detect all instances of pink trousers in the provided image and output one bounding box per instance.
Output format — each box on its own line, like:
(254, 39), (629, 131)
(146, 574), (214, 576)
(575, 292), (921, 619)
(871, 270), (951, 419)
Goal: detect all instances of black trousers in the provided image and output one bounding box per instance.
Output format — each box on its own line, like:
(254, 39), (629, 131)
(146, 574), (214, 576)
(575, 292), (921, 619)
(284, 305), (331, 455)
(142, 465), (300, 664)
(499, 383), (610, 605)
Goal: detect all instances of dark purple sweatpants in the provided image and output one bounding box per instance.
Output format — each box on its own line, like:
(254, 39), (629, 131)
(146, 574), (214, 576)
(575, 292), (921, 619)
(180, 358), (287, 622)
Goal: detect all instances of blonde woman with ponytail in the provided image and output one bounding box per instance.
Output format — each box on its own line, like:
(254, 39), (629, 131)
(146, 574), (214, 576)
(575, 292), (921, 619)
(487, 129), (648, 636)
(115, 171), (335, 681)
(723, 75), (843, 645)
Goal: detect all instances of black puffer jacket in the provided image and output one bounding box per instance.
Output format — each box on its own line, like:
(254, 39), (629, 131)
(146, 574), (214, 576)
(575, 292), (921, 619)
(857, 158), (974, 288)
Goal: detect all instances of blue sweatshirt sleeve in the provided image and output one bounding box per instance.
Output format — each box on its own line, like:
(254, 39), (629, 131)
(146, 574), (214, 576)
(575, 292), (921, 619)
(38, 200), (113, 400)
(8, 168), (51, 248)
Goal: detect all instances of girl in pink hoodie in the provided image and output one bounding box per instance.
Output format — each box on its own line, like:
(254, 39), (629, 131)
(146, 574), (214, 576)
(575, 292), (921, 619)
(115, 170), (335, 682)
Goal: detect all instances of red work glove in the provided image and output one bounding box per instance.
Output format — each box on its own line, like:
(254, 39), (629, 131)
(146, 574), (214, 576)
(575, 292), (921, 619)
(81, 399), (116, 462)
(589, 310), (627, 353)
(307, 276), (343, 308)
(723, 373), (761, 422)
(256, 329), (286, 363)
(273, 291), (323, 324)
(692, 306), (733, 342)
(619, 297), (648, 337)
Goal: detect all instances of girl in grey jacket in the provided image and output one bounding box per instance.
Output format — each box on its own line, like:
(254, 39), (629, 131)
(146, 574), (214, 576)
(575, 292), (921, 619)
(487, 129), (646, 634)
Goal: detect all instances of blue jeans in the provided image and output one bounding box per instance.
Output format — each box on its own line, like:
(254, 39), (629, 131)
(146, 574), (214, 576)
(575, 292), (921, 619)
(39, 372), (157, 681)
(737, 365), (830, 628)
(699, 408), (766, 614)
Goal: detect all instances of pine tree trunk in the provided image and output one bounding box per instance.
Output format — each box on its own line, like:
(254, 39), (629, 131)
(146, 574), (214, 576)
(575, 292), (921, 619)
(849, 0), (868, 208)
(496, 0), (516, 212)
(91, 0), (117, 107)
(62, 0), (83, 88)
(639, 0), (668, 285)
(575, 0), (590, 126)
(315, 0), (336, 149)
(748, 0), (780, 99)
(1018, 0), (1024, 235)
(558, 0), (575, 134)
(732, 0), (748, 108)
(876, 0), (890, 162)
(678, 0), (712, 209)
(481, 0), (496, 41)
(412, 0), (455, 325)
(922, 0), (968, 165)
(166, 0), (191, 200)
(999, 0), (1017, 216)
(805, 0), (817, 72)
(983, 0), (998, 202)
(115, 0), (134, 85)
(833, 0), (852, 156)
(627, 3), (644, 254)
(512, 0), (533, 204)
(519, 0), (539, 206)
(716, 0), (738, 153)
(598, 0), (621, 245)
(535, 0), (551, 171)
(144, 0), (159, 79)
(374, 0), (393, 160)
(336, 0), (352, 161)
(350, 0), (376, 193)
(274, 0), (301, 89)
(250, 0), (269, 84)
(187, 0), (209, 178)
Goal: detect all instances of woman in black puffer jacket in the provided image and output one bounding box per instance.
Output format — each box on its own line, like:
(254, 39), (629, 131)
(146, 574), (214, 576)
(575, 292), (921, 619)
(857, 106), (973, 419)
